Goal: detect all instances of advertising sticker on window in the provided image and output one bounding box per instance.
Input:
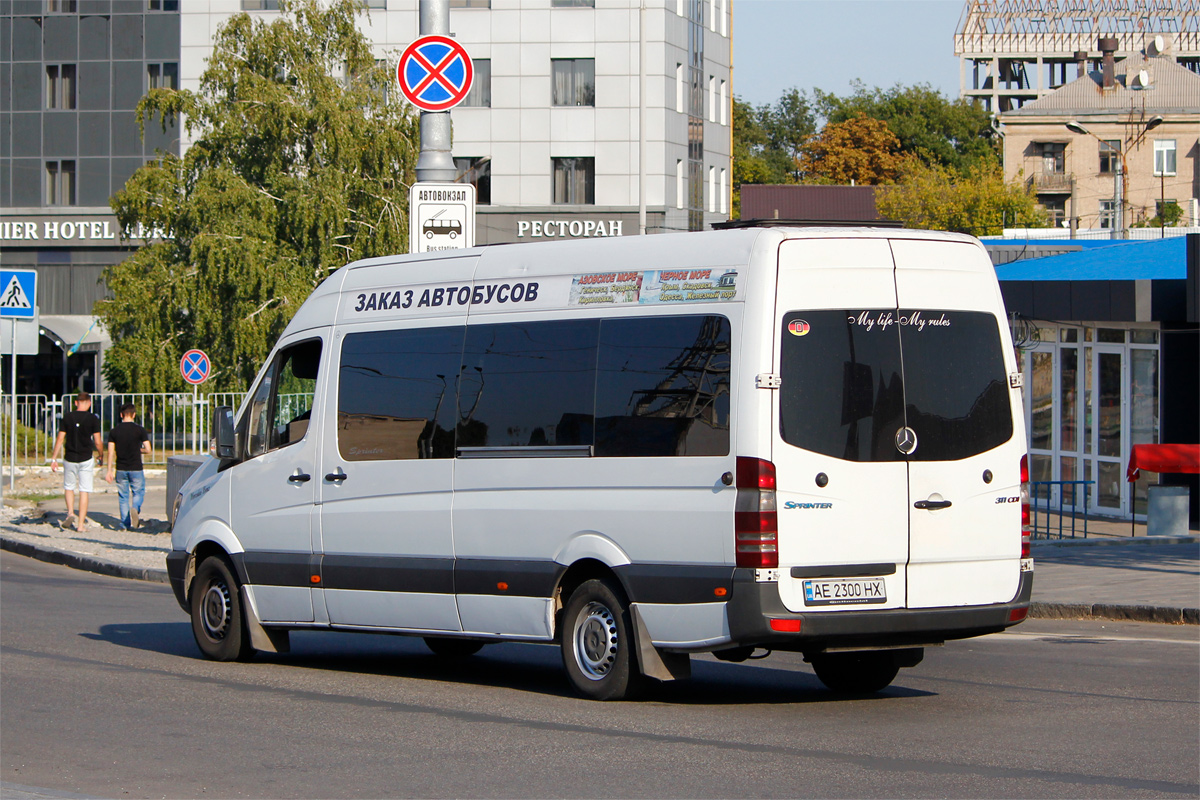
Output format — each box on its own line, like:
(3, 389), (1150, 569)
(568, 268), (738, 306)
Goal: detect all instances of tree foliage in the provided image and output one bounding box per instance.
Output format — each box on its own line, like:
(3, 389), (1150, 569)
(798, 114), (902, 185)
(98, 0), (419, 392)
(875, 160), (1047, 237)
(731, 90), (816, 215)
(815, 81), (999, 172)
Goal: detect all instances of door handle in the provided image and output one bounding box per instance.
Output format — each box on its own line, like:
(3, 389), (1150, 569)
(325, 468), (348, 483)
(913, 499), (952, 510)
(288, 471), (311, 484)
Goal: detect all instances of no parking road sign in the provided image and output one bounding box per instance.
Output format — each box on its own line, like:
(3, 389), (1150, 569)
(398, 35), (474, 112)
(180, 349), (211, 386)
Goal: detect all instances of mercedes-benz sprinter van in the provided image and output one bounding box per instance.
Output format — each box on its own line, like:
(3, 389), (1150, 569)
(167, 226), (1033, 700)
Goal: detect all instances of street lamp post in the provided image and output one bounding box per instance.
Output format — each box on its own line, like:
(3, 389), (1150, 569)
(1066, 116), (1163, 239)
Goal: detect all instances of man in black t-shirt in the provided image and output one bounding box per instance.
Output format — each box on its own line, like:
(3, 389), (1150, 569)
(50, 392), (103, 532)
(105, 403), (152, 530)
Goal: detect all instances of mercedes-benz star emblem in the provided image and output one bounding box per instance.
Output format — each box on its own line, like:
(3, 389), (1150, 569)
(895, 426), (918, 455)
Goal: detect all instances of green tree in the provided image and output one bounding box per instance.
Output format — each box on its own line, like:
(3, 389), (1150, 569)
(98, 0), (419, 392)
(731, 89), (816, 216)
(876, 159), (1047, 237)
(815, 81), (998, 172)
(798, 114), (902, 185)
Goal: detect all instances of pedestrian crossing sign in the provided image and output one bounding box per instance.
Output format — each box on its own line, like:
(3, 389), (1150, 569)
(0, 270), (36, 319)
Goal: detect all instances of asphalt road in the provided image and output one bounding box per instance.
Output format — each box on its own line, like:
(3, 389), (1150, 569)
(2, 553), (1197, 800)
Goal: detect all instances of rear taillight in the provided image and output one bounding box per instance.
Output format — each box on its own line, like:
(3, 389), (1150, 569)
(735, 457), (778, 568)
(1020, 454), (1031, 558)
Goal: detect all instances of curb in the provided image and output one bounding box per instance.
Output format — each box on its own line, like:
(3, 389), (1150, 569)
(1032, 535), (1200, 550)
(0, 535), (168, 584)
(1030, 600), (1199, 625)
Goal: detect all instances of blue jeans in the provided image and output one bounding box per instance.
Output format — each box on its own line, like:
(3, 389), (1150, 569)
(115, 470), (145, 528)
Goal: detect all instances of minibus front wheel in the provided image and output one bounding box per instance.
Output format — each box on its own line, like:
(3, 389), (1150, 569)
(561, 578), (644, 700)
(190, 555), (255, 662)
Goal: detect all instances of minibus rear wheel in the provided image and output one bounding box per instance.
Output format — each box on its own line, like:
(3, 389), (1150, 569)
(190, 555), (255, 662)
(561, 578), (643, 700)
(423, 637), (485, 658)
(809, 651), (899, 694)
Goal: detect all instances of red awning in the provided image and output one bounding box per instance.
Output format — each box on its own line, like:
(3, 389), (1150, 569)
(1127, 444), (1200, 482)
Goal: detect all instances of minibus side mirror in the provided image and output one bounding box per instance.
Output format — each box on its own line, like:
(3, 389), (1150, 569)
(213, 406), (236, 460)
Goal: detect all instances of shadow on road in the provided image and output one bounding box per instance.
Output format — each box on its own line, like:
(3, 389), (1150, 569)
(80, 623), (935, 705)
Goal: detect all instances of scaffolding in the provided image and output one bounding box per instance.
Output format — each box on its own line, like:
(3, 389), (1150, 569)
(954, 1), (1200, 110)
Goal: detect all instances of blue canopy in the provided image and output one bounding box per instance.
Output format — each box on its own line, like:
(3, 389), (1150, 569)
(994, 236), (1188, 281)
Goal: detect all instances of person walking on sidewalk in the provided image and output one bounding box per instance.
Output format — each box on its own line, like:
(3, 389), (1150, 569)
(49, 392), (103, 532)
(105, 403), (152, 530)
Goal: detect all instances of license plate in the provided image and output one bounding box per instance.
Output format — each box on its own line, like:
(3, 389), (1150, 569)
(802, 578), (887, 607)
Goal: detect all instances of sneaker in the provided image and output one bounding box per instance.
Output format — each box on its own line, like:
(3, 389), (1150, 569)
(130, 508), (140, 529)
(62, 514), (76, 530)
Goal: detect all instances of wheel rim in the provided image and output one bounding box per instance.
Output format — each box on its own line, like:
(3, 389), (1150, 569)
(572, 601), (618, 681)
(200, 578), (231, 641)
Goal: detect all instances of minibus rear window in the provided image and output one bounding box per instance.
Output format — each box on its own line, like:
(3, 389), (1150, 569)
(779, 309), (1012, 462)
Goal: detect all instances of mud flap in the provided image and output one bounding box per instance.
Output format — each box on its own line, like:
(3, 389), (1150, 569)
(631, 605), (691, 681)
(240, 586), (291, 654)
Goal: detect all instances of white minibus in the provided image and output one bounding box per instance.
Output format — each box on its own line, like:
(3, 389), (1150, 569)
(167, 226), (1033, 700)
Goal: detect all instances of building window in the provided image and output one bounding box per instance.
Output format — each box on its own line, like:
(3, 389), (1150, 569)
(676, 159), (684, 210)
(359, 0), (386, 7)
(148, 0), (180, 10)
(552, 59), (595, 107)
(720, 0), (727, 36)
(1099, 140), (1121, 174)
(1099, 199), (1116, 229)
(1041, 142), (1065, 174)
(552, 0), (594, 6)
(148, 63), (179, 91)
(708, 166), (716, 212)
(719, 168), (727, 214)
(552, 157), (595, 204)
(46, 65), (76, 110)
(677, 0), (684, 16)
(1040, 196), (1066, 226)
(450, 0), (490, 8)
(676, 64), (684, 113)
(686, 0), (704, 231)
(709, 0), (717, 31)
(454, 157), (491, 205)
(719, 80), (727, 125)
(46, 160), (76, 206)
(241, 0), (280, 8)
(708, 76), (716, 122)
(460, 59), (490, 107)
(1153, 140), (1176, 176)
(46, 0), (77, 11)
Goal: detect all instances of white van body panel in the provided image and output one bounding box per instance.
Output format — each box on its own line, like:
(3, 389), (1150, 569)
(635, 602), (731, 648)
(456, 595), (555, 639)
(553, 532), (632, 567)
(323, 590), (463, 632)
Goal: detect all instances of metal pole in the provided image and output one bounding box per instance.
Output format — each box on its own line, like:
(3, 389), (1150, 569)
(10, 318), (17, 491)
(1115, 156), (1124, 239)
(638, 0), (647, 235)
(414, 0), (457, 183)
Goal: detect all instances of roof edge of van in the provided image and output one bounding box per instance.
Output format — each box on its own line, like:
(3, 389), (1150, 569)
(712, 218), (905, 230)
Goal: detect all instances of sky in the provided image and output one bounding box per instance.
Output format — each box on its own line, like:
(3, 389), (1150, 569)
(731, 0), (966, 108)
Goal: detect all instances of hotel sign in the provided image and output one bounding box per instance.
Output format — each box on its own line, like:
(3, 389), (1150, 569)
(0, 214), (157, 246)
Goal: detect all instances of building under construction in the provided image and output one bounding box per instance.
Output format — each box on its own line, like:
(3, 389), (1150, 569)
(955, 1), (1200, 111)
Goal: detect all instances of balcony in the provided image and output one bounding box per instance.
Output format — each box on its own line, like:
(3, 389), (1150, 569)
(1027, 173), (1074, 194)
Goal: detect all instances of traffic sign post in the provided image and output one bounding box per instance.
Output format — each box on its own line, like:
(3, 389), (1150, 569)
(398, 35), (474, 112)
(1, 269), (37, 492)
(180, 349), (211, 454)
(409, 182), (475, 253)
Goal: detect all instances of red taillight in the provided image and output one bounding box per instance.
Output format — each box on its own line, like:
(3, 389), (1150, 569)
(1020, 454), (1031, 558)
(1008, 607), (1028, 623)
(735, 456), (778, 569)
(769, 618), (802, 633)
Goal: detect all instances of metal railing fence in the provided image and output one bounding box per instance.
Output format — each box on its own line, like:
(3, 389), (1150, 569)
(1030, 480), (1094, 539)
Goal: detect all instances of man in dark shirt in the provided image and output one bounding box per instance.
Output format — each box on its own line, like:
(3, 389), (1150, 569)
(105, 403), (152, 530)
(49, 392), (103, 532)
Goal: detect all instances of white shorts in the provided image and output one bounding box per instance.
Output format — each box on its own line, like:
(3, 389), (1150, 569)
(63, 459), (95, 493)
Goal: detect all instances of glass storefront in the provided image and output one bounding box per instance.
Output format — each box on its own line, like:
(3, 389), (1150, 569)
(1022, 323), (1160, 519)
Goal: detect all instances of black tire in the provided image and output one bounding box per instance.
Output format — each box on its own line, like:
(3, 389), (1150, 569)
(561, 578), (644, 701)
(810, 651), (900, 694)
(190, 555), (255, 662)
(423, 637), (486, 658)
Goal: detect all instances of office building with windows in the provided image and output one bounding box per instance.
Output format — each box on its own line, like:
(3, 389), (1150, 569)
(2, 0), (182, 395)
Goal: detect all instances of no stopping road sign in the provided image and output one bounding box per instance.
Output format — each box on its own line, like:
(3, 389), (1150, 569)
(398, 35), (474, 112)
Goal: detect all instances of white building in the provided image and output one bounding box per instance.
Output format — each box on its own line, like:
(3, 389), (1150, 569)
(181, 0), (734, 243)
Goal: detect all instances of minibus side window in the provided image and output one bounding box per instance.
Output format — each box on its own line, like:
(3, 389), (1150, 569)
(242, 338), (323, 460)
(457, 319), (600, 449)
(337, 327), (465, 460)
(595, 315), (731, 456)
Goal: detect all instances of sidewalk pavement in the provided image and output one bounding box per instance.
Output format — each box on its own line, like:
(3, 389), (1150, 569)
(2, 467), (1197, 625)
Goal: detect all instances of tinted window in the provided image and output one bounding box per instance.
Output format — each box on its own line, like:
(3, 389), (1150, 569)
(458, 320), (599, 449)
(780, 310), (905, 462)
(242, 339), (322, 459)
(595, 316), (730, 456)
(338, 328), (463, 461)
(779, 309), (1012, 462)
(898, 310), (1013, 461)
